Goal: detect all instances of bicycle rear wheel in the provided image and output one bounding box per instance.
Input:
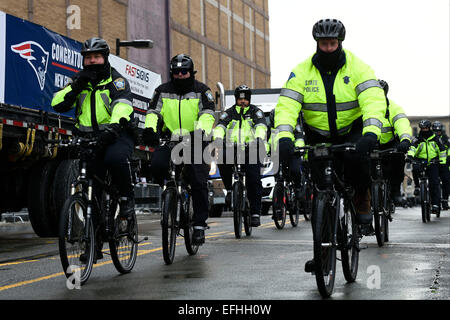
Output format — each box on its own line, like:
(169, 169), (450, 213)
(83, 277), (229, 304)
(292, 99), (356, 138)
(162, 188), (177, 264)
(272, 183), (286, 229)
(109, 202), (138, 274)
(183, 193), (199, 255)
(312, 191), (337, 298)
(233, 181), (243, 239)
(372, 183), (385, 247)
(58, 194), (94, 286)
(340, 197), (359, 283)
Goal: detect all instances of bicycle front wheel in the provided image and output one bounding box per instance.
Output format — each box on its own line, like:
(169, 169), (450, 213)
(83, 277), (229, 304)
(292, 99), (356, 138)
(272, 183), (286, 229)
(58, 194), (94, 286)
(372, 183), (385, 247)
(420, 182), (428, 223)
(183, 194), (199, 255)
(162, 188), (177, 264)
(109, 203), (138, 274)
(243, 198), (252, 236)
(233, 181), (243, 239)
(289, 197), (300, 227)
(312, 191), (337, 298)
(340, 196), (359, 283)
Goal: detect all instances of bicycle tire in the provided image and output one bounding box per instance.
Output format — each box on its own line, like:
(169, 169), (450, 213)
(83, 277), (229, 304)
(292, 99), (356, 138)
(303, 183), (313, 221)
(272, 183), (286, 230)
(312, 191), (337, 298)
(109, 205), (138, 274)
(372, 183), (385, 247)
(289, 197), (300, 227)
(243, 198), (252, 236)
(162, 188), (177, 264)
(420, 182), (428, 223)
(184, 193), (199, 255)
(233, 181), (243, 239)
(340, 196), (359, 283)
(58, 194), (94, 286)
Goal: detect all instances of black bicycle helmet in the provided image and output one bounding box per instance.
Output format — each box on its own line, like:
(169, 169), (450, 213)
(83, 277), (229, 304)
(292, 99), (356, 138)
(419, 119), (432, 129)
(378, 79), (389, 96)
(81, 37), (110, 57)
(312, 19), (346, 41)
(170, 54), (195, 75)
(234, 84), (252, 102)
(432, 121), (443, 132)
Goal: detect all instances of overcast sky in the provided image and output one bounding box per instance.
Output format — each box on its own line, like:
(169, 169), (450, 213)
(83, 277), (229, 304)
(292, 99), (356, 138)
(268, 0), (450, 117)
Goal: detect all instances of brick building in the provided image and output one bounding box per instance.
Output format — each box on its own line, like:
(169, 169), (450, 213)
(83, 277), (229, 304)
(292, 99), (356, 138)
(0, 0), (270, 93)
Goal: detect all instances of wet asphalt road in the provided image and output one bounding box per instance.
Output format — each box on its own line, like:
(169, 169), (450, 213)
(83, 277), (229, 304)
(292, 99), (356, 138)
(0, 206), (448, 301)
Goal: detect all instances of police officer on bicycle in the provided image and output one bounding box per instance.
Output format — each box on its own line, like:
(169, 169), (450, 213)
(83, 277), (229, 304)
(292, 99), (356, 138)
(273, 19), (387, 272)
(407, 120), (445, 215)
(377, 79), (413, 206)
(212, 85), (268, 227)
(52, 38), (136, 247)
(142, 54), (216, 245)
(431, 121), (450, 210)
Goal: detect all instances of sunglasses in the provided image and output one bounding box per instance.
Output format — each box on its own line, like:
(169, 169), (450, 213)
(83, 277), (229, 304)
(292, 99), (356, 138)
(172, 68), (189, 75)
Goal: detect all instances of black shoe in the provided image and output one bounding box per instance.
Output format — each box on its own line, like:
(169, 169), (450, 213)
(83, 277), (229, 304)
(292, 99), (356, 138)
(442, 201), (449, 211)
(431, 205), (440, 215)
(251, 215), (260, 227)
(414, 188), (420, 196)
(360, 223), (375, 236)
(192, 227), (205, 245)
(305, 259), (315, 273)
(120, 197), (135, 219)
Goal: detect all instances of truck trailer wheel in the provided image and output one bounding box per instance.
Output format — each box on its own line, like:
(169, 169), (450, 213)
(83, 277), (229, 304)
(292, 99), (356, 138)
(52, 159), (79, 229)
(27, 159), (61, 237)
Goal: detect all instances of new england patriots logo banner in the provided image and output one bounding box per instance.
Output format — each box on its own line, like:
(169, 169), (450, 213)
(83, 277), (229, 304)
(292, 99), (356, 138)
(11, 41), (49, 90)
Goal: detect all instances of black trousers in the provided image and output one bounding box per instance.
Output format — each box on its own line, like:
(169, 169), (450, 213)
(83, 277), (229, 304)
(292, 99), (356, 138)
(90, 132), (135, 198)
(149, 144), (209, 227)
(218, 163), (262, 215)
(412, 162), (440, 206)
(380, 140), (406, 196)
(438, 164), (450, 200)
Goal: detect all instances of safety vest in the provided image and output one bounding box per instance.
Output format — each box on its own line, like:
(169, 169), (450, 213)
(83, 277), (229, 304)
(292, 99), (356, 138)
(145, 80), (216, 136)
(274, 49), (386, 142)
(380, 99), (413, 145)
(213, 104), (267, 144)
(408, 134), (441, 163)
(51, 68), (133, 132)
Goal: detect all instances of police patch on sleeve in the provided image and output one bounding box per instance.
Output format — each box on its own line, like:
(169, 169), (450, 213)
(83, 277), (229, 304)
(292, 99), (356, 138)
(205, 90), (215, 102)
(113, 78), (126, 91)
(256, 110), (264, 119)
(220, 112), (228, 120)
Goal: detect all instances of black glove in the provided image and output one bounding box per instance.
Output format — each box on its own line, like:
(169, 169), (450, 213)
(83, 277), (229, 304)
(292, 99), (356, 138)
(355, 133), (378, 157)
(142, 128), (160, 147)
(278, 138), (294, 164)
(71, 69), (97, 92)
(98, 124), (120, 147)
(396, 139), (411, 153)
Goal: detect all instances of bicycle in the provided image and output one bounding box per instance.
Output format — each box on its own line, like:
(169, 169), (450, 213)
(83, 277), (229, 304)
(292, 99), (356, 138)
(228, 143), (252, 239)
(56, 136), (140, 285)
(272, 149), (305, 229)
(307, 143), (361, 298)
(160, 138), (200, 265)
(369, 149), (399, 246)
(411, 158), (440, 222)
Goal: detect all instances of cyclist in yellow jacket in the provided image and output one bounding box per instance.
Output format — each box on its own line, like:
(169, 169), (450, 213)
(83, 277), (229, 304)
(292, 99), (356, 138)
(212, 85), (268, 227)
(273, 19), (387, 273)
(407, 120), (445, 215)
(378, 80), (413, 206)
(432, 121), (449, 210)
(52, 37), (136, 222)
